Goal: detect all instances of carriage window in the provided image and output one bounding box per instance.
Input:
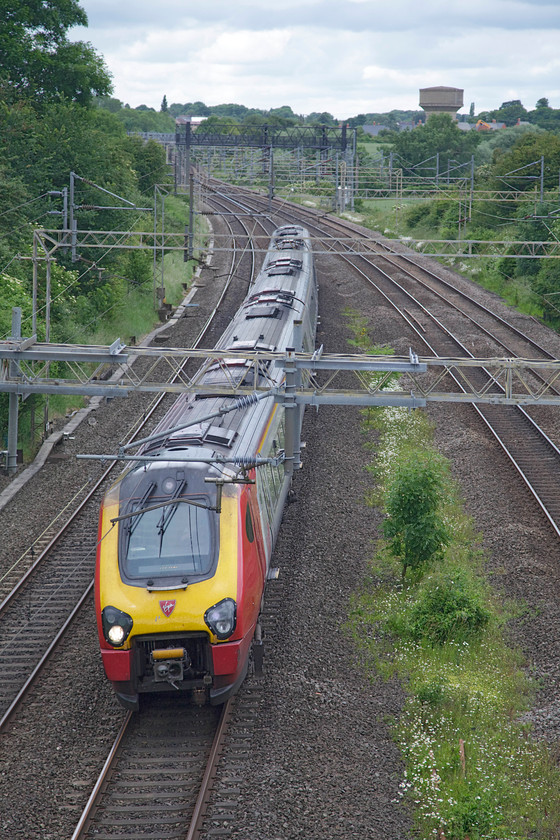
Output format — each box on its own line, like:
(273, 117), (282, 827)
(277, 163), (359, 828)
(245, 504), (255, 543)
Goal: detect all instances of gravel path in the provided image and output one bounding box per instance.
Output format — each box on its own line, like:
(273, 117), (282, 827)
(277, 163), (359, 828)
(202, 254), (412, 838)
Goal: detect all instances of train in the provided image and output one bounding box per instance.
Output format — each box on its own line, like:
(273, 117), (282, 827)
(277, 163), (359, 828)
(95, 225), (318, 710)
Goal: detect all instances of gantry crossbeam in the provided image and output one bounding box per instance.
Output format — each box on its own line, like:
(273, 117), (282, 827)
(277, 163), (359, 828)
(175, 123), (349, 151)
(3, 341), (560, 407)
(31, 228), (560, 260)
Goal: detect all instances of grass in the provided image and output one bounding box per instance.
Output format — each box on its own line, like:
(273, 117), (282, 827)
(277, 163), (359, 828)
(345, 312), (560, 839)
(9, 194), (200, 460)
(351, 197), (547, 322)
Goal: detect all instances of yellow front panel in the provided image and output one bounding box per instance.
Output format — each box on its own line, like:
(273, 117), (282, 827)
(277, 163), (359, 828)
(98, 491), (239, 647)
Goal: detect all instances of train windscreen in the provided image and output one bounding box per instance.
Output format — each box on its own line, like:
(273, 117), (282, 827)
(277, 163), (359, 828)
(123, 500), (214, 579)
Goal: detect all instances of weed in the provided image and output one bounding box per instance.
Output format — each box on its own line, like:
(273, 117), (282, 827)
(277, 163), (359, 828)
(344, 312), (560, 837)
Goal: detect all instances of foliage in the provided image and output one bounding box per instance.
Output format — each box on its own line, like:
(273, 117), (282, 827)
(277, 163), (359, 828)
(407, 569), (491, 645)
(343, 352), (560, 837)
(527, 99), (560, 131)
(0, 0), (112, 104)
(0, 273), (33, 340)
(197, 115), (240, 131)
(492, 131), (560, 191)
(126, 135), (172, 194)
(532, 240), (560, 323)
(304, 111), (337, 125)
(269, 105), (299, 122)
(474, 123), (546, 166)
(383, 452), (450, 580)
(97, 100), (175, 132)
(386, 114), (481, 172)
(346, 110), (424, 130)
(488, 99), (529, 127)
(169, 100), (211, 117)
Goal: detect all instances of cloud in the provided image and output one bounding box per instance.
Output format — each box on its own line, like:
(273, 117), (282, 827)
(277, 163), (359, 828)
(197, 30), (292, 64)
(74, 0), (560, 114)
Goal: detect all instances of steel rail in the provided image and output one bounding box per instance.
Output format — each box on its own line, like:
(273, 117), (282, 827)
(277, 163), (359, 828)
(0, 204), (263, 731)
(214, 184), (556, 362)
(185, 698), (234, 840)
(335, 233), (560, 538)
(70, 701), (231, 840)
(0, 582), (93, 731)
(69, 711), (133, 840)
(0, 196), (258, 612)
(65, 196), (265, 840)
(215, 185), (560, 538)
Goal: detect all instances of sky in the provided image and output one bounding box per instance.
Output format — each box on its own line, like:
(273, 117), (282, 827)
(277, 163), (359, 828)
(73, 0), (560, 118)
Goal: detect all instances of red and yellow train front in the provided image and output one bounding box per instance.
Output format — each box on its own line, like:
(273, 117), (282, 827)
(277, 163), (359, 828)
(95, 460), (265, 710)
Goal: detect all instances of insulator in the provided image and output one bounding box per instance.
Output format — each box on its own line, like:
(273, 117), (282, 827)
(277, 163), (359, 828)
(234, 456), (258, 467)
(232, 392), (261, 410)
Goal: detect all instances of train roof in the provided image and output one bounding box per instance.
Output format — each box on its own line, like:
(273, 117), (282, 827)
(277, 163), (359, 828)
(141, 225), (316, 469)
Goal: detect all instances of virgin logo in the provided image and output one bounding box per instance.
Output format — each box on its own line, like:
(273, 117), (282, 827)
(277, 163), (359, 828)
(159, 600), (176, 617)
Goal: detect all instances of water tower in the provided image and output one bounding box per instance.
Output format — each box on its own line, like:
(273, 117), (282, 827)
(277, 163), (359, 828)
(419, 86), (464, 119)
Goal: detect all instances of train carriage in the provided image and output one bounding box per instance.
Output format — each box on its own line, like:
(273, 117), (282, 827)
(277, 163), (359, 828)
(95, 226), (317, 710)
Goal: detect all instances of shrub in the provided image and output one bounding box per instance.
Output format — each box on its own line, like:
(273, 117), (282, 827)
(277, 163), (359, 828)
(403, 201), (431, 228)
(416, 677), (448, 707)
(408, 570), (491, 645)
(383, 452), (450, 580)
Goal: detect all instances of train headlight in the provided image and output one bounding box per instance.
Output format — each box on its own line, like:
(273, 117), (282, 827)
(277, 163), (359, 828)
(102, 606), (133, 647)
(204, 598), (237, 640)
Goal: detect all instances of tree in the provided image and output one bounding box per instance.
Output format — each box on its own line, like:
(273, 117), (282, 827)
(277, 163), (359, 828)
(383, 453), (450, 580)
(197, 115), (240, 132)
(168, 101), (210, 117)
(160, 95), (168, 113)
(211, 103), (254, 119)
(533, 245), (560, 323)
(389, 113), (480, 172)
(492, 131), (560, 191)
(268, 105), (297, 122)
(0, 0), (112, 104)
(96, 96), (124, 113)
(126, 136), (170, 194)
(113, 107), (175, 132)
(474, 124), (545, 167)
(492, 100), (528, 126)
(527, 99), (560, 131)
(305, 111), (336, 125)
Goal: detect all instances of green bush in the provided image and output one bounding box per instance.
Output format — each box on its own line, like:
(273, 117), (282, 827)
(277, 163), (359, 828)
(403, 202), (431, 228)
(447, 785), (495, 838)
(408, 570), (490, 645)
(383, 452), (450, 580)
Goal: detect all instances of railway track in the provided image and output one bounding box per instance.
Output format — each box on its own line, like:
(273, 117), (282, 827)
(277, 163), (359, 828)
(0, 201), (271, 732)
(71, 699), (230, 840)
(2, 185), (560, 839)
(206, 185), (560, 540)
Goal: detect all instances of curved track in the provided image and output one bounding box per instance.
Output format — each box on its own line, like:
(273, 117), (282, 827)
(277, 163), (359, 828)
(0, 203), (267, 731)
(205, 183), (560, 540)
(2, 183), (560, 839)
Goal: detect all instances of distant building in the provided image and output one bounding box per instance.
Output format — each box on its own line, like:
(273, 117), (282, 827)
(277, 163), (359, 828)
(397, 121), (419, 132)
(362, 120), (422, 136)
(175, 115), (206, 129)
(419, 86), (464, 119)
(362, 124), (389, 137)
